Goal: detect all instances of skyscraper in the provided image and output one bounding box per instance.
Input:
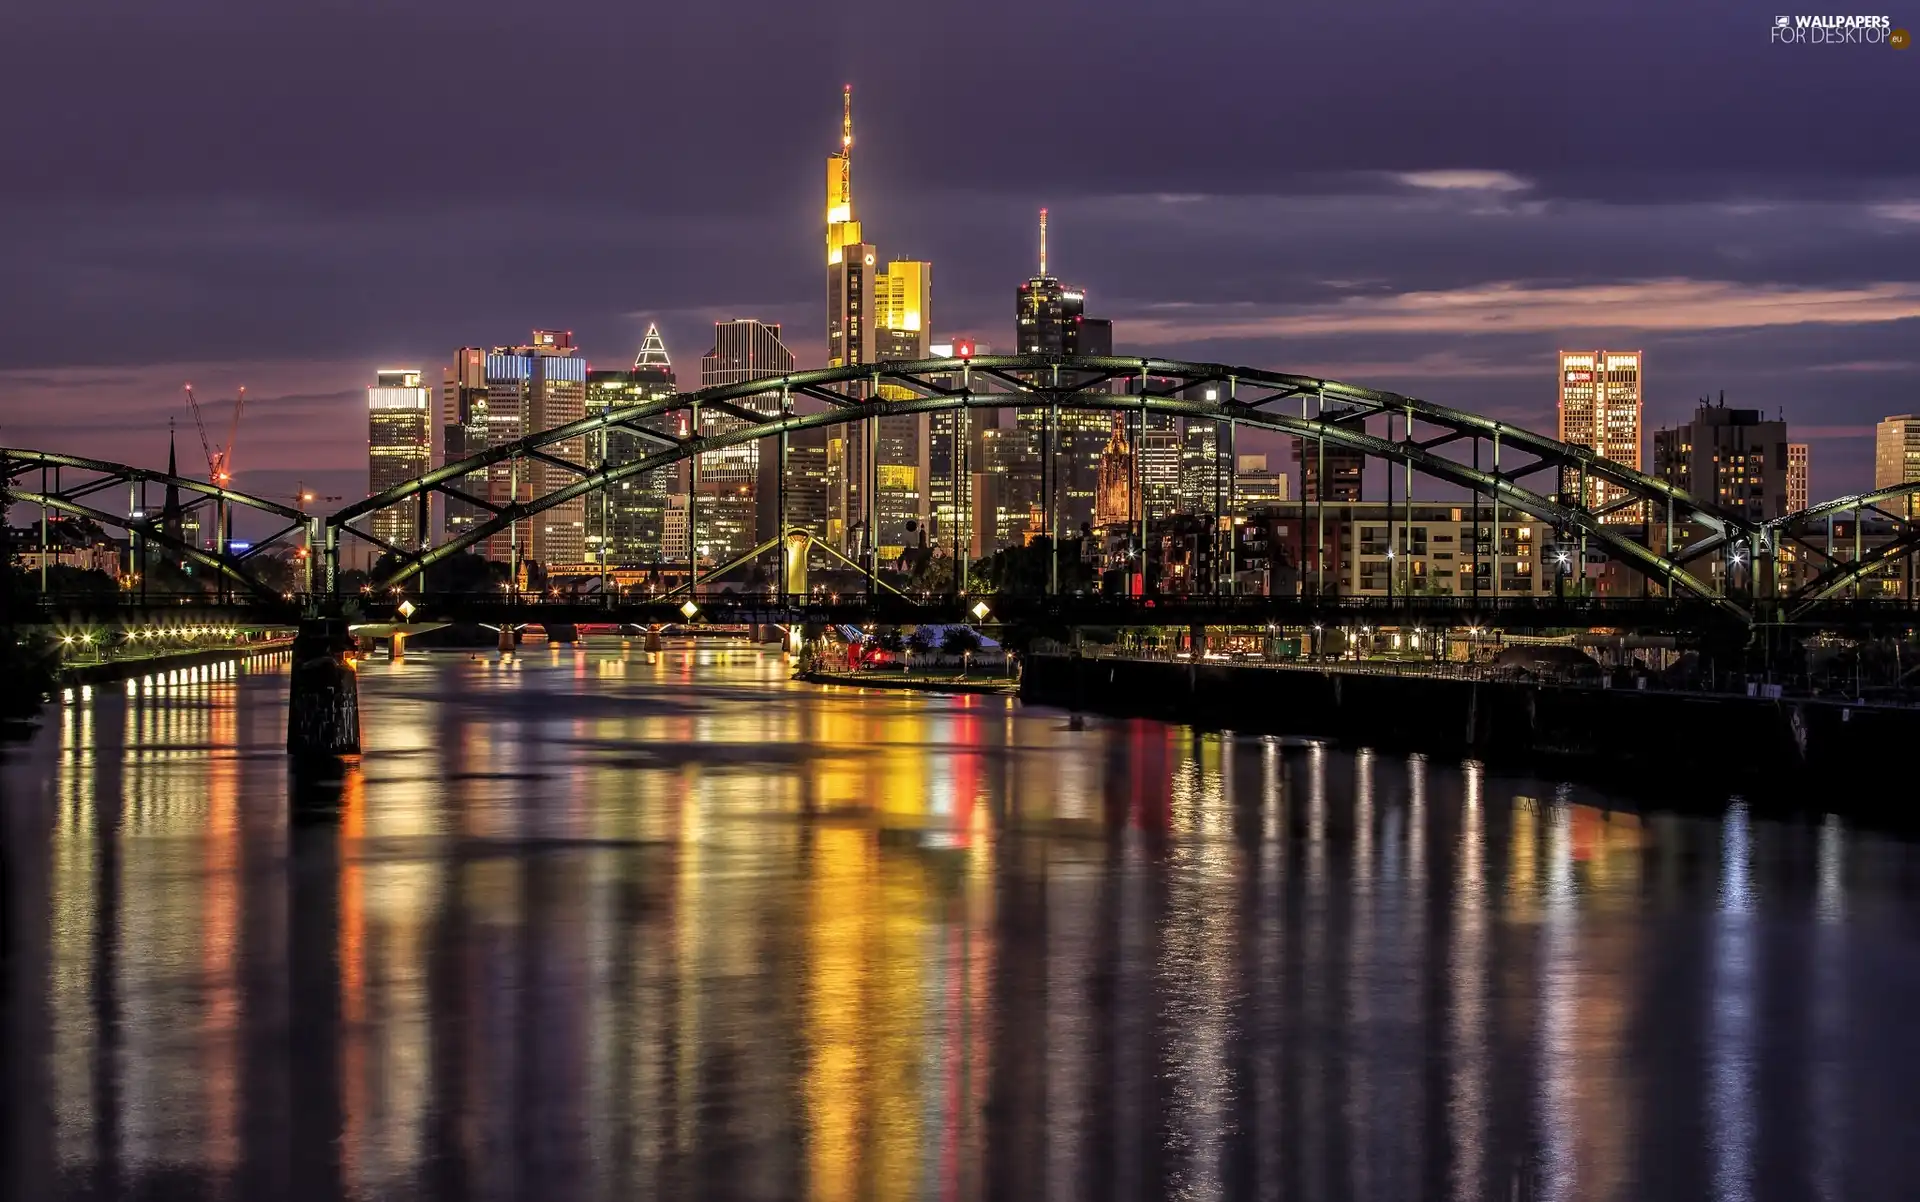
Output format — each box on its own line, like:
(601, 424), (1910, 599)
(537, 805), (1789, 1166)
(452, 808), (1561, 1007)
(584, 324), (680, 567)
(367, 369), (432, 553)
(483, 331), (587, 568)
(442, 348), (490, 540)
(826, 86), (874, 370)
(1558, 350), (1643, 520)
(1014, 210), (1113, 535)
(875, 259), (931, 360)
(1788, 442), (1809, 513)
(1875, 415), (1920, 493)
(701, 319), (794, 564)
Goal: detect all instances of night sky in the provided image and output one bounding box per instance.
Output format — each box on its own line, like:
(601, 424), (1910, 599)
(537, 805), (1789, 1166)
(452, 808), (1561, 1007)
(3, 0), (1916, 512)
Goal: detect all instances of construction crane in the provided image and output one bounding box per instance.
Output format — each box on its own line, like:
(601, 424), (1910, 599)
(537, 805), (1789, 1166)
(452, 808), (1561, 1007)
(183, 382), (247, 486)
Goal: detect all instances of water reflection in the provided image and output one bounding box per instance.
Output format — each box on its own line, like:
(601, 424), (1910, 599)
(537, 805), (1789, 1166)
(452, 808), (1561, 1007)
(5, 643), (1920, 1201)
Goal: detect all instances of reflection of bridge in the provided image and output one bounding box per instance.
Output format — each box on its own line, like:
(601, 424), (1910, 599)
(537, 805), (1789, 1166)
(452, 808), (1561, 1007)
(11, 355), (1920, 633)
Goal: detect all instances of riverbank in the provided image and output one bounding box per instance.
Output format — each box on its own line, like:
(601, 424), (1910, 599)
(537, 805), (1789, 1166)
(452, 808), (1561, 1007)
(795, 668), (1017, 696)
(57, 640), (295, 689)
(1022, 652), (1920, 818)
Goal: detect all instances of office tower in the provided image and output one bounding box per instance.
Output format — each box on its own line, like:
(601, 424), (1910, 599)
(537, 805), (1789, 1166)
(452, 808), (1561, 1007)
(1138, 414), (1182, 518)
(1558, 350), (1643, 520)
(875, 259), (931, 360)
(701, 319), (794, 561)
(1178, 419), (1219, 515)
(1875, 415), (1920, 494)
(584, 324), (680, 567)
(783, 427), (832, 541)
(442, 348), (490, 539)
(1234, 453), (1289, 509)
(367, 369), (432, 553)
(825, 86), (876, 369)
(981, 425), (1041, 548)
(482, 331), (587, 568)
(1012, 213), (1114, 535)
(700, 319), (795, 486)
(928, 409), (973, 557)
(695, 482), (757, 568)
(1652, 396), (1790, 521)
(1291, 436), (1365, 502)
(1788, 443), (1809, 513)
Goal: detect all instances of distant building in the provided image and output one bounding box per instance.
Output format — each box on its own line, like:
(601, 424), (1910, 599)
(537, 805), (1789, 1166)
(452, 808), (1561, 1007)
(1138, 414), (1182, 519)
(1094, 413), (1134, 529)
(1179, 419), (1219, 515)
(482, 331), (587, 568)
(1234, 453), (1289, 508)
(1291, 437), (1365, 502)
(367, 369), (432, 553)
(1014, 211), (1112, 534)
(981, 425), (1041, 548)
(1234, 502), (1553, 598)
(783, 427), (832, 542)
(1875, 415), (1920, 514)
(1652, 397), (1790, 521)
(1558, 350), (1643, 521)
(584, 324), (680, 568)
(1788, 443), (1809, 513)
(441, 348), (490, 540)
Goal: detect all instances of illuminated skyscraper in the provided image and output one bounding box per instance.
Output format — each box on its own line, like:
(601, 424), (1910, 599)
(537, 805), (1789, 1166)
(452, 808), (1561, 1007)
(1788, 442), (1809, 513)
(367, 369), (432, 552)
(701, 319), (794, 562)
(584, 324), (680, 567)
(826, 85), (874, 369)
(442, 348), (490, 539)
(1558, 349), (1643, 520)
(1014, 210), (1113, 534)
(700, 319), (794, 484)
(482, 331), (587, 568)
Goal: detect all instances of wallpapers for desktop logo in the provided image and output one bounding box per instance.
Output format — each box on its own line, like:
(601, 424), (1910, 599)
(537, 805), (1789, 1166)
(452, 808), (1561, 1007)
(1770, 14), (1907, 44)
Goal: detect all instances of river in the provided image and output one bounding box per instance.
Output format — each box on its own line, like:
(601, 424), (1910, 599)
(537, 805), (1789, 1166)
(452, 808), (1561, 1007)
(2, 641), (1917, 1201)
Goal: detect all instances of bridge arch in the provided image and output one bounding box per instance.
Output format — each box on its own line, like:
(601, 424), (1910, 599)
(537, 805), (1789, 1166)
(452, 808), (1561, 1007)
(329, 356), (1755, 618)
(3, 448), (314, 603)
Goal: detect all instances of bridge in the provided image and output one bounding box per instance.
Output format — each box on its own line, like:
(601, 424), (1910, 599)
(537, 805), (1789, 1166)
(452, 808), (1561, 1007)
(11, 354), (1920, 754)
(10, 354), (1919, 628)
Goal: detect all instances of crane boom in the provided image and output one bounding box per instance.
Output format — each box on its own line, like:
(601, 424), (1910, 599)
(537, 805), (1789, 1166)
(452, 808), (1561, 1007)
(220, 386), (248, 483)
(182, 382), (248, 484)
(183, 384), (218, 481)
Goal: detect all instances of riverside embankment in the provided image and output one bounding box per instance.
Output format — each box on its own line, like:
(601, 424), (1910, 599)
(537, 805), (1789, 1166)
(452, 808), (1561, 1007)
(57, 640), (294, 689)
(1022, 653), (1918, 814)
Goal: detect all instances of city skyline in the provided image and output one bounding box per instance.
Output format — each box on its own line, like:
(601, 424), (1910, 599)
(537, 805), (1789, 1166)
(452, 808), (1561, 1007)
(3, 1), (1916, 513)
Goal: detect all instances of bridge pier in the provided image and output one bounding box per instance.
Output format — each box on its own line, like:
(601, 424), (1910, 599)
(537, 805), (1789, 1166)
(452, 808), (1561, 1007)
(498, 626), (517, 654)
(643, 626), (663, 653)
(287, 619), (360, 761)
(388, 631), (405, 662)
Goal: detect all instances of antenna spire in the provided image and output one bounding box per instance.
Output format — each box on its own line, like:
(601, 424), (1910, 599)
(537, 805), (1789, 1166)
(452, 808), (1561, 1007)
(1039, 207), (1049, 277)
(842, 84), (853, 152)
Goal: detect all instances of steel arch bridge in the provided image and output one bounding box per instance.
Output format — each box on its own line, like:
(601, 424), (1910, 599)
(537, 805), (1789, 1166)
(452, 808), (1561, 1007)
(11, 356), (1920, 630)
(3, 449), (317, 608)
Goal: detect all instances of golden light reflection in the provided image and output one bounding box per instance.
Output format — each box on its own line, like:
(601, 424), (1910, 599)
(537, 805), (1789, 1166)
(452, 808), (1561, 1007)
(13, 645), (1889, 1199)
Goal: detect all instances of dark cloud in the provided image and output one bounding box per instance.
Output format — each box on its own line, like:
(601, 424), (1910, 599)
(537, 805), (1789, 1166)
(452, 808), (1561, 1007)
(3, 0), (1917, 509)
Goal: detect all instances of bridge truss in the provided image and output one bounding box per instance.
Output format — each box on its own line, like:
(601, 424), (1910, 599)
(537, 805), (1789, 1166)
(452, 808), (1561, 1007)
(3, 448), (314, 607)
(13, 357), (1920, 632)
(332, 355), (1788, 620)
